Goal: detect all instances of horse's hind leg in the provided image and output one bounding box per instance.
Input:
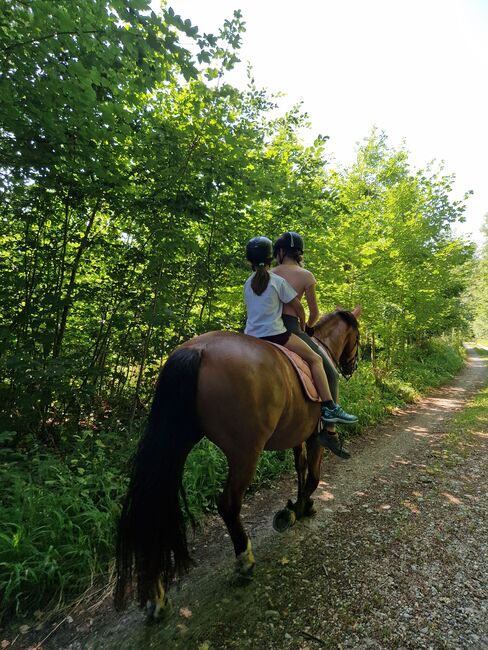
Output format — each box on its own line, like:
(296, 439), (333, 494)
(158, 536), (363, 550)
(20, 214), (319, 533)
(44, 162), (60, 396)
(217, 454), (259, 577)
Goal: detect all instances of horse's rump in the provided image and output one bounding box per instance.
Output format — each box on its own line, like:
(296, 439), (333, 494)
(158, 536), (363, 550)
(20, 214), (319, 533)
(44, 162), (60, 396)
(182, 331), (320, 452)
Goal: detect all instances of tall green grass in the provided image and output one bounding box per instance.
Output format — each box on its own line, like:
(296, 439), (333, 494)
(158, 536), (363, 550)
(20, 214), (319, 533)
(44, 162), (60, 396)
(339, 336), (466, 431)
(0, 337), (467, 623)
(0, 429), (129, 623)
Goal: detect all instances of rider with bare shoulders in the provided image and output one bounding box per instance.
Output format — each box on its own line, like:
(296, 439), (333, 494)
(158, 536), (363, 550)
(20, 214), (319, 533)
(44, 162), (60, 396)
(272, 231), (356, 458)
(244, 236), (358, 431)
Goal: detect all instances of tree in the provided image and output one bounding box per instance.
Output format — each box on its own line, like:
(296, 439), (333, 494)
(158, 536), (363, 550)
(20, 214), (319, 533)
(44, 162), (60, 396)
(470, 214), (488, 338)
(323, 130), (474, 362)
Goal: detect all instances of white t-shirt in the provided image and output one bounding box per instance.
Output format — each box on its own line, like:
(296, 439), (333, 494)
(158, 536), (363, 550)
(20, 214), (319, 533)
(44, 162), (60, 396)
(244, 272), (297, 337)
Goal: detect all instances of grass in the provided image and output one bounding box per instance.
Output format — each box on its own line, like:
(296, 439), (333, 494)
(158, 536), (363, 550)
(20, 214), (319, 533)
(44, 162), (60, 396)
(0, 429), (128, 624)
(338, 336), (466, 434)
(446, 351), (488, 441)
(0, 336), (470, 624)
(421, 364), (488, 483)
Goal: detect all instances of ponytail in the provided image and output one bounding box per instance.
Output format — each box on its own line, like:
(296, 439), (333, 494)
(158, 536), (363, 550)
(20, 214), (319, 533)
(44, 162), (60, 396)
(251, 264), (270, 295)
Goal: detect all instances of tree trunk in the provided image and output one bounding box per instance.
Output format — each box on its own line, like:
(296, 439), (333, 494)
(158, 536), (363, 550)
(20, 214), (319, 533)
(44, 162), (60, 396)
(52, 199), (101, 358)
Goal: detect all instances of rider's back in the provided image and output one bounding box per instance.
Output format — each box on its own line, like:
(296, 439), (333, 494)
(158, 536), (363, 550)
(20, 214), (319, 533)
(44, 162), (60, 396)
(272, 265), (315, 316)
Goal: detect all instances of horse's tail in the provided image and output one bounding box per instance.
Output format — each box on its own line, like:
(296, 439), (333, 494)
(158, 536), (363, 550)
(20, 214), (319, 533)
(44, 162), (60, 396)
(114, 347), (203, 610)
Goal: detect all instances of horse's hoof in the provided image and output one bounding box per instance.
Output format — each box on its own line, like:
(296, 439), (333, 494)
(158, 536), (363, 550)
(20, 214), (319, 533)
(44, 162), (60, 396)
(146, 596), (171, 623)
(235, 561), (255, 577)
(273, 507), (296, 532)
(304, 499), (317, 517)
(234, 538), (255, 579)
(232, 567), (254, 587)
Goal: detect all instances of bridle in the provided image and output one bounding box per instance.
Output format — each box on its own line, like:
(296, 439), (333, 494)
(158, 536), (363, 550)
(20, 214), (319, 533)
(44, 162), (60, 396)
(313, 327), (360, 381)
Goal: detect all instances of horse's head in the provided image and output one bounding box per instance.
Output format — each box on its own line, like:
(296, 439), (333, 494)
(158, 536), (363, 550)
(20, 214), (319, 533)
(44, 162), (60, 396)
(313, 305), (361, 380)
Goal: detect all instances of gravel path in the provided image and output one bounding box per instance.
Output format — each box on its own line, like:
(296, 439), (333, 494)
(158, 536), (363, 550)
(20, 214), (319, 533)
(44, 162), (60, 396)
(21, 346), (488, 649)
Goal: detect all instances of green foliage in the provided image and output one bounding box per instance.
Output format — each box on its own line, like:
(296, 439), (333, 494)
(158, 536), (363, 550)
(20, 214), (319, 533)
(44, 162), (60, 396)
(0, 429), (130, 622)
(183, 440), (293, 516)
(0, 0), (200, 187)
(183, 439), (228, 513)
(444, 374), (488, 446)
(337, 336), (465, 434)
(317, 130), (475, 362)
(469, 214), (488, 338)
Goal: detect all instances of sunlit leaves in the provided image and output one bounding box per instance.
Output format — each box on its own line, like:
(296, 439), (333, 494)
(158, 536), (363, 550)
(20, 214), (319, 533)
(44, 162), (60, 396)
(322, 130), (474, 359)
(0, 5), (473, 439)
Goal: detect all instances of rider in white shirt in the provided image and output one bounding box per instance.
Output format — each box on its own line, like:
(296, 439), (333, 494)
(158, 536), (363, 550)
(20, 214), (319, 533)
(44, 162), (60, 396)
(244, 236), (358, 430)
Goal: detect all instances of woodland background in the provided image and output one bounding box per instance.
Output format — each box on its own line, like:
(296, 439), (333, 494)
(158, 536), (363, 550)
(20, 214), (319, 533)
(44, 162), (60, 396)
(1, 0), (487, 624)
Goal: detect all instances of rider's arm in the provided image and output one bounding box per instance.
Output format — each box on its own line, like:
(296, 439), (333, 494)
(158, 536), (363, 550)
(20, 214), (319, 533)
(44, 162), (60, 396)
(287, 297), (306, 330)
(304, 282), (320, 327)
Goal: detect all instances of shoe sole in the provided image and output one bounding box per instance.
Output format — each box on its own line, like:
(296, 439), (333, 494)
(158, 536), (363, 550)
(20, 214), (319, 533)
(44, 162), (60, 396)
(321, 417), (358, 424)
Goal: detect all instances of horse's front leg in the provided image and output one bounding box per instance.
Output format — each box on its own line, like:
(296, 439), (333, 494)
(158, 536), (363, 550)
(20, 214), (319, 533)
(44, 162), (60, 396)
(273, 443), (309, 531)
(301, 434), (324, 517)
(288, 441), (323, 519)
(290, 443), (310, 518)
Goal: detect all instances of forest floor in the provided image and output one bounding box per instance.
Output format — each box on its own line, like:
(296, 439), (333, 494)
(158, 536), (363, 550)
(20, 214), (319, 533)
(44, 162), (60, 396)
(10, 346), (488, 650)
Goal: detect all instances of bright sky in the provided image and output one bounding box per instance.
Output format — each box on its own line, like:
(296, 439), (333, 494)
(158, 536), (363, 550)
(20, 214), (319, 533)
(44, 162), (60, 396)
(163, 0), (488, 244)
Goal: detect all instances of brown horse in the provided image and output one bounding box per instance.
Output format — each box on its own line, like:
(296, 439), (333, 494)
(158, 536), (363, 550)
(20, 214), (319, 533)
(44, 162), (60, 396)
(114, 307), (361, 618)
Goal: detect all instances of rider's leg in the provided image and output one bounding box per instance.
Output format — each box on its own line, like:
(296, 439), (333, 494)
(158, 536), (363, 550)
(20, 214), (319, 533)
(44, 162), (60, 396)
(284, 333), (332, 401)
(284, 334), (358, 427)
(282, 314), (339, 427)
(313, 355), (353, 456)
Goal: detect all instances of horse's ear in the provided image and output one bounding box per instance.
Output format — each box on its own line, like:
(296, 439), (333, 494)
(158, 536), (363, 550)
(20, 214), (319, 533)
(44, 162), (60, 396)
(352, 304), (361, 319)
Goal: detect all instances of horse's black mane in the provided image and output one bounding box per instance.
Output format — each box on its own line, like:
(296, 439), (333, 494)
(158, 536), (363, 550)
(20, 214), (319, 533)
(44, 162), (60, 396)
(316, 309), (358, 330)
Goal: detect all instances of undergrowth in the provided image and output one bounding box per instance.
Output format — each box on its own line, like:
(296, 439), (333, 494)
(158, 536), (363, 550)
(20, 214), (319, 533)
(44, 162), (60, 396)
(340, 336), (466, 431)
(0, 336), (467, 624)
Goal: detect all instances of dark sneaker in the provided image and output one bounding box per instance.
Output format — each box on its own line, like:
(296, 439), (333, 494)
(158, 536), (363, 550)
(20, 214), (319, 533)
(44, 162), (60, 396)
(321, 404), (358, 425)
(317, 431), (351, 459)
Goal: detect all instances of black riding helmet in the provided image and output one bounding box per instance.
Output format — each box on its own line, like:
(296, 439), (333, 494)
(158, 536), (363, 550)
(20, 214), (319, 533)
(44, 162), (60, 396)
(273, 231), (304, 258)
(246, 236), (273, 265)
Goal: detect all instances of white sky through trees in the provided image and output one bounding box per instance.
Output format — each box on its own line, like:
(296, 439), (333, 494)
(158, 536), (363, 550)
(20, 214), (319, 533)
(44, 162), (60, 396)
(161, 0), (488, 244)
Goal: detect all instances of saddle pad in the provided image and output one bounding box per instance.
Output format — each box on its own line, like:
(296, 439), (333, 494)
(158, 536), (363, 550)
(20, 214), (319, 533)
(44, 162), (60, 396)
(267, 342), (321, 402)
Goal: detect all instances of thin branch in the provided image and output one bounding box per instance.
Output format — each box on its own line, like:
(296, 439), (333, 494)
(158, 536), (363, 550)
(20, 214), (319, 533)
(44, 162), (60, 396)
(1, 30), (105, 53)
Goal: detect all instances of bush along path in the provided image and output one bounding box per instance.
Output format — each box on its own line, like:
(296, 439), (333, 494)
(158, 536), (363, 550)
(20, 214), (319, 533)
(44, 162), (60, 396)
(10, 346), (488, 650)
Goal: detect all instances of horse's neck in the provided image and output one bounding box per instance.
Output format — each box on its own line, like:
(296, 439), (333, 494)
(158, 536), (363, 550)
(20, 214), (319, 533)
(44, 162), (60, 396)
(319, 324), (347, 360)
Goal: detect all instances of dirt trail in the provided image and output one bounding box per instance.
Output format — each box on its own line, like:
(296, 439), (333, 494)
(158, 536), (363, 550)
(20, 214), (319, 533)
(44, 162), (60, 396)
(28, 346), (488, 649)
